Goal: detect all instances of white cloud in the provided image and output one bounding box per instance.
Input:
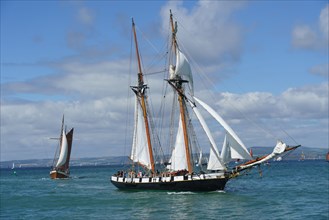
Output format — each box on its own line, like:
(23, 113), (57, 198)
(198, 83), (329, 148)
(77, 7), (95, 26)
(309, 63), (329, 78)
(214, 83), (328, 120)
(160, 1), (245, 64)
(2, 2), (328, 161)
(1, 55), (328, 160)
(292, 4), (329, 50)
(292, 25), (318, 49)
(319, 4), (329, 40)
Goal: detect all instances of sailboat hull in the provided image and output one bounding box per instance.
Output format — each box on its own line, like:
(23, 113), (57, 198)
(50, 170), (69, 179)
(111, 174), (229, 191)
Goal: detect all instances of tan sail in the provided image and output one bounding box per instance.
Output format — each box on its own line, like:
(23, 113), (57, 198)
(50, 115), (74, 179)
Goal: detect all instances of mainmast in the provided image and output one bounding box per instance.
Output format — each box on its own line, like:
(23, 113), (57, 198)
(131, 18), (155, 174)
(169, 11), (193, 174)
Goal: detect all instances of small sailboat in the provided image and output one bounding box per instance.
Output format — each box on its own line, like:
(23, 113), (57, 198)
(110, 11), (300, 191)
(50, 115), (74, 179)
(299, 151), (305, 161)
(11, 162), (17, 176)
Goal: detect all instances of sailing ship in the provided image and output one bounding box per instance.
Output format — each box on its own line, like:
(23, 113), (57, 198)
(50, 115), (74, 179)
(110, 11), (300, 191)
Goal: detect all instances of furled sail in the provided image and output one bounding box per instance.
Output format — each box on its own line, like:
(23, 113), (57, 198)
(131, 97), (151, 169)
(188, 100), (226, 170)
(167, 115), (188, 171)
(193, 96), (252, 160)
(172, 49), (194, 94)
(238, 140), (287, 170)
(56, 130), (68, 167)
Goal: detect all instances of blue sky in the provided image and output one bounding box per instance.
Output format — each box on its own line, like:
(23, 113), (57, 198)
(1, 1), (328, 161)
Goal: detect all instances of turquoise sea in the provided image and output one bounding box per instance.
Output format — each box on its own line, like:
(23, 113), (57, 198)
(1, 160), (328, 219)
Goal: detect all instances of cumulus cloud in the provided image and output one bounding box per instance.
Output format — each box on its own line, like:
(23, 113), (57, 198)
(200, 82), (329, 148)
(160, 1), (245, 64)
(292, 4), (328, 50)
(0, 55), (167, 161)
(77, 7), (95, 26)
(291, 25), (318, 49)
(309, 63), (329, 78)
(2, 55), (328, 160)
(214, 83), (328, 120)
(319, 4), (329, 40)
(2, 2), (328, 161)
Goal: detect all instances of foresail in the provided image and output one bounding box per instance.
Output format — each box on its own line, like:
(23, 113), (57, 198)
(174, 49), (194, 94)
(131, 98), (151, 169)
(220, 134), (231, 164)
(188, 100), (226, 170)
(167, 115), (188, 171)
(56, 130), (68, 168)
(193, 96), (252, 160)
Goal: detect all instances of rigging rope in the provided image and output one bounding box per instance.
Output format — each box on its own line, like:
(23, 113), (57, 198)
(174, 24), (299, 146)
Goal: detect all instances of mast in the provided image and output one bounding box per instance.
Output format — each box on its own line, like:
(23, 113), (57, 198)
(131, 18), (155, 174)
(170, 11), (193, 174)
(170, 10), (177, 55)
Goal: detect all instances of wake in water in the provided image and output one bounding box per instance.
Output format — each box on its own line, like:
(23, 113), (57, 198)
(167, 191), (196, 195)
(167, 190), (226, 195)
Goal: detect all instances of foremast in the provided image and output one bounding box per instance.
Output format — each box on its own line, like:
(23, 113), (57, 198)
(131, 19), (155, 174)
(169, 11), (193, 174)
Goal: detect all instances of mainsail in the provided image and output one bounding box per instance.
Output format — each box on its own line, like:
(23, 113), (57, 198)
(56, 129), (69, 167)
(131, 97), (151, 169)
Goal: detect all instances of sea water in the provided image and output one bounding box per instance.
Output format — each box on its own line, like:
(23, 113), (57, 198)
(1, 160), (328, 219)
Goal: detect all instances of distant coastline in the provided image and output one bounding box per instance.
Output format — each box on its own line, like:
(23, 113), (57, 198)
(1, 146), (327, 169)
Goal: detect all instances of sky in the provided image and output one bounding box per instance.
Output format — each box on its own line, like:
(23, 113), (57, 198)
(1, 1), (328, 161)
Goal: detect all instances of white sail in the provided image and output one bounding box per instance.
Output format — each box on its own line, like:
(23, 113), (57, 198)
(174, 49), (194, 94)
(167, 115), (188, 171)
(238, 140), (287, 170)
(56, 130), (68, 167)
(273, 140), (286, 154)
(193, 96), (252, 160)
(220, 134), (231, 164)
(188, 100), (226, 170)
(131, 97), (151, 169)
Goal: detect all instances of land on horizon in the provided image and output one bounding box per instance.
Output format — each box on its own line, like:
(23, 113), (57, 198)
(1, 146), (327, 169)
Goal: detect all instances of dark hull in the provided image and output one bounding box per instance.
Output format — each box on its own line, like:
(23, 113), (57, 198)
(111, 177), (228, 192)
(50, 170), (69, 179)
